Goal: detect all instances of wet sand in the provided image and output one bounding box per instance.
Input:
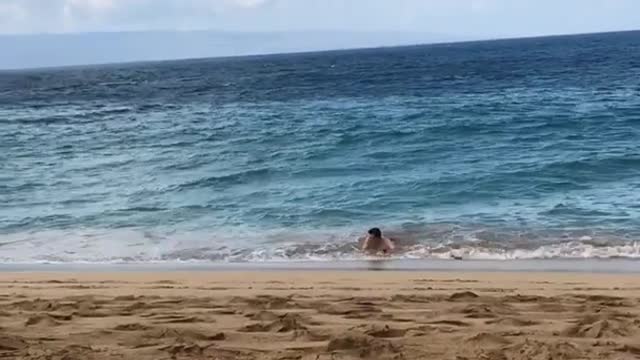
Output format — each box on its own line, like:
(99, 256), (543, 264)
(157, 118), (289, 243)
(1, 271), (639, 359)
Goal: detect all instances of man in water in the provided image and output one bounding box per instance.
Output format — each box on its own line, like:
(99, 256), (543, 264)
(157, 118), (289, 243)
(361, 227), (395, 255)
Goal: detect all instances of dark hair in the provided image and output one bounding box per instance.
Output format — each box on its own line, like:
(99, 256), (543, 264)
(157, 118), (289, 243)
(368, 227), (382, 237)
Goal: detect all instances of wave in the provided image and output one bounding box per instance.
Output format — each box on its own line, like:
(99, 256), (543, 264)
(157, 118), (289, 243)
(157, 241), (640, 263)
(1, 228), (640, 264)
(173, 168), (278, 191)
(0, 106), (132, 125)
(1, 241), (639, 264)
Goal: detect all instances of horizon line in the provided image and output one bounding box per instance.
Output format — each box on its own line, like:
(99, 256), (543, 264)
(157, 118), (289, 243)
(2, 28), (638, 72)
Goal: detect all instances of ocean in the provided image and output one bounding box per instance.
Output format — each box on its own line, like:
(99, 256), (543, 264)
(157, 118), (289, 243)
(1, 31), (640, 264)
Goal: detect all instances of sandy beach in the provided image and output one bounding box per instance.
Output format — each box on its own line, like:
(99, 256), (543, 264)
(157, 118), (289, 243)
(0, 270), (639, 359)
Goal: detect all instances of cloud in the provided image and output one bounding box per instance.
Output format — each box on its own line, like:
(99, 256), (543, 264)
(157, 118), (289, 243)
(0, 2), (26, 24)
(229, 0), (269, 8)
(0, 0), (638, 36)
(0, 0), (270, 33)
(67, 0), (117, 11)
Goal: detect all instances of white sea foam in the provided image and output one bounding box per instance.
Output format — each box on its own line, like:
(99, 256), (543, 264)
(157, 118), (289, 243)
(1, 229), (640, 264)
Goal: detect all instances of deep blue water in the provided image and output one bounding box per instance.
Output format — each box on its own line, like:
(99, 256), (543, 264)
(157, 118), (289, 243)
(1, 31), (640, 263)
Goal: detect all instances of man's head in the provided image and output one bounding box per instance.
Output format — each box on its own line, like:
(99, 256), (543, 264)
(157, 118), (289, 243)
(368, 227), (382, 238)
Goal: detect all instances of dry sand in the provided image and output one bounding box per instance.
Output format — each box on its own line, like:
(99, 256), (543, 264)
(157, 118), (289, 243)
(0, 270), (640, 359)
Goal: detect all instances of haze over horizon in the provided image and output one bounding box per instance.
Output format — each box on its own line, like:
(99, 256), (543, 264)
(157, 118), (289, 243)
(1, 0), (639, 69)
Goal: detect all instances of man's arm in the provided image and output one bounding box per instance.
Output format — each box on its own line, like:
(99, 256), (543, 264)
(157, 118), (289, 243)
(384, 237), (395, 250)
(361, 236), (370, 251)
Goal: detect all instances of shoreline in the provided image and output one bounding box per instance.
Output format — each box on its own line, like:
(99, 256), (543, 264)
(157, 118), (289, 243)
(1, 258), (640, 273)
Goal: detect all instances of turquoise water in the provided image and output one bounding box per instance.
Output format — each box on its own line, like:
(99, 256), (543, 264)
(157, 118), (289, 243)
(1, 31), (640, 262)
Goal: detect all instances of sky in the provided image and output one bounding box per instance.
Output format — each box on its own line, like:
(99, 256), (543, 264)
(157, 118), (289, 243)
(1, 0), (639, 69)
(1, 0), (639, 37)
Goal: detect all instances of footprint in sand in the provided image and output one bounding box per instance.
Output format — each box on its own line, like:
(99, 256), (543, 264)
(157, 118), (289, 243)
(317, 303), (382, 319)
(327, 331), (402, 358)
(428, 319), (472, 327)
(113, 323), (151, 331)
(562, 314), (638, 338)
(240, 313), (309, 333)
(467, 332), (511, 347)
(448, 291), (480, 301)
(485, 317), (540, 327)
(25, 314), (66, 327)
(458, 303), (517, 319)
(150, 314), (207, 324)
(0, 335), (28, 352)
(352, 324), (408, 338)
(244, 310), (280, 321)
